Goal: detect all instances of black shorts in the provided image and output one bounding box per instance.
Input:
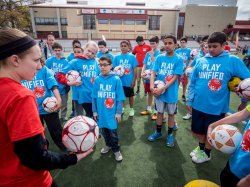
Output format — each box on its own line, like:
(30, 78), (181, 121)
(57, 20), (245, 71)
(191, 108), (225, 136)
(123, 86), (134, 97)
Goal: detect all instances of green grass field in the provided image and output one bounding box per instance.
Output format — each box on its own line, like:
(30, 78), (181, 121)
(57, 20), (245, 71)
(45, 86), (244, 187)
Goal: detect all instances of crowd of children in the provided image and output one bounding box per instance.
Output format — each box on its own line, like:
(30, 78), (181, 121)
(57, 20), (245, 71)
(1, 28), (250, 186)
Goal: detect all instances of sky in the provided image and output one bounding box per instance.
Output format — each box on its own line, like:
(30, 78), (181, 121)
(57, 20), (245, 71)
(52, 0), (250, 20)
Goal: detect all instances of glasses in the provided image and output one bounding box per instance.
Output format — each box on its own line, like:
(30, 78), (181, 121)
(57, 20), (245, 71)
(98, 63), (110, 67)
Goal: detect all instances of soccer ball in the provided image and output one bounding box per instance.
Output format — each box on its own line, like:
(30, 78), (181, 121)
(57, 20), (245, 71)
(190, 49), (199, 57)
(236, 78), (250, 100)
(62, 116), (99, 153)
(185, 67), (193, 76)
(210, 124), (242, 154)
(113, 66), (125, 77)
(141, 69), (151, 80)
(154, 80), (166, 94)
(42, 97), (57, 113)
(228, 77), (241, 92)
(66, 70), (81, 83)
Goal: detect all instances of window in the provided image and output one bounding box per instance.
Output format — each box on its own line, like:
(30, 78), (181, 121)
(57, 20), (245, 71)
(110, 20), (122, 25)
(61, 31), (67, 38)
(35, 17), (58, 25)
(98, 19), (109, 24)
(61, 18), (68, 25)
(149, 16), (160, 30)
(83, 15), (96, 30)
(135, 20), (146, 25)
(178, 16), (184, 26)
(124, 20), (135, 25)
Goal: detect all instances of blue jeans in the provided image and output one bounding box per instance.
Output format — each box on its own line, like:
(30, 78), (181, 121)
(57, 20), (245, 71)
(101, 128), (120, 153)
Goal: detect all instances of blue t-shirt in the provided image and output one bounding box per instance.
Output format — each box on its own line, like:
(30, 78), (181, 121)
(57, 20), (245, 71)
(113, 53), (138, 87)
(67, 52), (74, 62)
(175, 48), (191, 67)
(229, 120), (250, 179)
(187, 51), (250, 115)
(96, 51), (114, 62)
(143, 50), (160, 83)
(60, 58), (100, 104)
(153, 53), (184, 103)
(46, 56), (68, 95)
(191, 53), (203, 67)
(92, 74), (125, 129)
(21, 66), (57, 115)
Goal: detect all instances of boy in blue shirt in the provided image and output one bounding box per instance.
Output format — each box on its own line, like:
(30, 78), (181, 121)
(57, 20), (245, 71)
(175, 37), (191, 102)
(148, 35), (184, 147)
(113, 40), (138, 117)
(96, 40), (114, 61)
(187, 32), (250, 164)
(46, 42), (69, 122)
(207, 105), (250, 187)
(92, 56), (125, 161)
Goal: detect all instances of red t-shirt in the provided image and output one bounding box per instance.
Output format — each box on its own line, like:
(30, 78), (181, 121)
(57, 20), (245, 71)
(0, 78), (52, 187)
(133, 43), (151, 67)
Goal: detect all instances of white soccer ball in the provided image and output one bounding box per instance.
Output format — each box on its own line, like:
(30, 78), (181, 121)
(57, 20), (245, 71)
(211, 124), (242, 154)
(42, 97), (57, 113)
(185, 67), (193, 76)
(141, 69), (151, 80)
(62, 116), (99, 153)
(66, 70), (81, 83)
(154, 80), (166, 94)
(113, 66), (125, 77)
(237, 78), (250, 100)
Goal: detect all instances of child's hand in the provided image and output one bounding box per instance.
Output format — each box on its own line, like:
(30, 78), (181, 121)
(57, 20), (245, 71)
(153, 87), (165, 97)
(131, 81), (136, 88)
(207, 125), (214, 146)
(76, 148), (93, 162)
(115, 114), (122, 123)
(93, 114), (98, 121)
(54, 99), (62, 111)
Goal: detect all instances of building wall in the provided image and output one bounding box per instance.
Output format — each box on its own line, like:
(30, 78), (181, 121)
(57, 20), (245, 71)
(184, 5), (237, 36)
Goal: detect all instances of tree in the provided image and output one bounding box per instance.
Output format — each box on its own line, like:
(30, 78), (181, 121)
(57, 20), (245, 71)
(0, 0), (32, 32)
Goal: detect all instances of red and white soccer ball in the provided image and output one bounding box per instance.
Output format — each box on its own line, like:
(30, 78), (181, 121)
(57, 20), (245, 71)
(154, 80), (166, 94)
(185, 67), (193, 76)
(42, 96), (57, 113)
(236, 78), (250, 100)
(66, 70), (81, 83)
(113, 66), (125, 77)
(62, 116), (99, 153)
(210, 124), (242, 154)
(190, 49), (199, 57)
(141, 69), (151, 80)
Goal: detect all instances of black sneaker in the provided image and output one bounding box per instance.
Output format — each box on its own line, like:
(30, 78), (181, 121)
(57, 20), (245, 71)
(135, 90), (140, 95)
(144, 92), (147, 96)
(182, 95), (186, 102)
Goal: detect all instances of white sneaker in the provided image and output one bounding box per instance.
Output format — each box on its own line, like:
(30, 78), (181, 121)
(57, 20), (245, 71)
(190, 146), (202, 157)
(183, 113), (192, 120)
(129, 108), (134, 117)
(192, 151), (211, 164)
(114, 151), (123, 161)
(100, 146), (111, 154)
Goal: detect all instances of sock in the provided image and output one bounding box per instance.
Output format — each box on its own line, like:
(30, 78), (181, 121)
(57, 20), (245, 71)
(156, 125), (162, 133)
(137, 86), (140, 91)
(168, 127), (173, 135)
(199, 143), (205, 151)
(147, 106), (152, 111)
(204, 148), (211, 157)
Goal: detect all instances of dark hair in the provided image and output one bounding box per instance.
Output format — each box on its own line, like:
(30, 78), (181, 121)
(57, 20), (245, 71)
(208, 32), (227, 45)
(120, 40), (129, 46)
(136, 36), (144, 42)
(164, 34), (177, 44)
(99, 56), (112, 64)
(201, 35), (209, 42)
(160, 46), (166, 52)
(98, 40), (107, 47)
(72, 40), (81, 47)
(52, 42), (62, 50)
(180, 37), (187, 43)
(73, 46), (83, 52)
(149, 36), (159, 43)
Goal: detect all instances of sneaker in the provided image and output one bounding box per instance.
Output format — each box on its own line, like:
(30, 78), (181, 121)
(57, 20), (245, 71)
(148, 132), (162, 142)
(114, 151), (123, 161)
(192, 151), (211, 164)
(129, 108), (135, 117)
(122, 107), (125, 114)
(183, 113), (192, 120)
(144, 92), (147, 96)
(173, 122), (178, 131)
(100, 146), (111, 154)
(135, 90), (140, 95)
(140, 110), (152, 115)
(182, 95), (186, 102)
(151, 113), (157, 120)
(166, 134), (175, 147)
(190, 146), (202, 157)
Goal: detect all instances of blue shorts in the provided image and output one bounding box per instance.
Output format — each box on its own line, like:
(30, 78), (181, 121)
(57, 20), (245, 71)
(191, 108), (225, 136)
